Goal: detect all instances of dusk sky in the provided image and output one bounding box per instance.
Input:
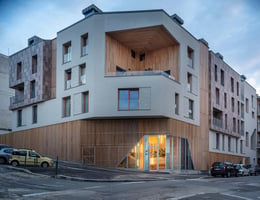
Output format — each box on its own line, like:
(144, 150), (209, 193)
(0, 0), (259, 94)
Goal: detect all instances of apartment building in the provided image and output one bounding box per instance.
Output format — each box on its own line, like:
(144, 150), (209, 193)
(257, 96), (260, 165)
(9, 36), (56, 128)
(2, 5), (210, 171)
(208, 51), (257, 165)
(0, 54), (14, 134)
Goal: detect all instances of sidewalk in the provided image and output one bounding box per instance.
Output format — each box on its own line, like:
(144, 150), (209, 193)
(6, 161), (211, 182)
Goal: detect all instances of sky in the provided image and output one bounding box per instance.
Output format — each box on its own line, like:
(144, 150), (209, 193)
(0, 0), (260, 94)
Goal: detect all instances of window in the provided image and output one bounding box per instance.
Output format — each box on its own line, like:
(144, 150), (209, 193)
(221, 69), (224, 86)
(81, 33), (88, 56)
(17, 110), (22, 127)
(241, 103), (244, 118)
(237, 101), (240, 115)
(231, 77), (234, 93)
(17, 62), (22, 80)
(82, 92), (89, 113)
(240, 140), (243, 154)
(236, 82), (239, 96)
(32, 105), (37, 124)
(216, 88), (220, 105)
(233, 117), (236, 132)
(246, 132), (249, 147)
(63, 96), (71, 117)
(80, 64), (86, 84)
(187, 73), (192, 92)
(241, 121), (244, 136)
(225, 114), (227, 130)
(32, 55), (37, 74)
(139, 53), (145, 61)
(228, 136), (231, 152)
(214, 65), (218, 82)
(224, 93), (227, 108)
(222, 135), (225, 151)
(30, 80), (36, 98)
(236, 138), (238, 153)
(118, 89), (139, 110)
(216, 133), (219, 149)
(187, 47), (194, 67)
(63, 41), (71, 63)
(251, 95), (254, 108)
(188, 99), (194, 119)
(231, 97), (234, 112)
(175, 93), (179, 115)
(237, 119), (240, 134)
(65, 69), (71, 89)
(252, 111), (255, 118)
(246, 98), (249, 113)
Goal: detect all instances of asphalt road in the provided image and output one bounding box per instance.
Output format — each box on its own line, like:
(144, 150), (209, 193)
(1, 164), (260, 199)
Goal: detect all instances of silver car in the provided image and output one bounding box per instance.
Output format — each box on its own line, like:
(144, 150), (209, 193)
(235, 164), (249, 176)
(0, 148), (14, 164)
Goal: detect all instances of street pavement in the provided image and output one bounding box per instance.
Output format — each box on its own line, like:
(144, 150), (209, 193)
(11, 160), (209, 182)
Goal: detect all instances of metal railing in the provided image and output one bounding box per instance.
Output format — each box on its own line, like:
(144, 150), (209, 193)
(213, 118), (222, 128)
(106, 70), (176, 81)
(10, 95), (24, 105)
(63, 53), (71, 63)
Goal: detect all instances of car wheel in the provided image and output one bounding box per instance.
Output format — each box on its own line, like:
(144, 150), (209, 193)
(0, 157), (6, 164)
(41, 162), (49, 168)
(11, 161), (19, 167)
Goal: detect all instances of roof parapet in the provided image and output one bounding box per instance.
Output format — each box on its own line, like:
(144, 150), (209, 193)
(198, 38), (209, 47)
(216, 52), (223, 60)
(171, 14), (184, 25)
(82, 4), (102, 18)
(28, 36), (43, 47)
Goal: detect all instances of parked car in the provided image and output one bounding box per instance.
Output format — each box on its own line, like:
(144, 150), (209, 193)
(9, 149), (53, 168)
(0, 144), (12, 150)
(234, 164), (249, 176)
(0, 148), (14, 164)
(211, 162), (237, 177)
(247, 164), (260, 176)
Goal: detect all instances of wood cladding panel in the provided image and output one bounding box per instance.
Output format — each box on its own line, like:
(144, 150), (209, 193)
(105, 34), (179, 80)
(0, 122), (81, 162)
(209, 152), (245, 166)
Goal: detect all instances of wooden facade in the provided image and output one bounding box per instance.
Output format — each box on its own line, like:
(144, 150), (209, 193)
(105, 31), (179, 80)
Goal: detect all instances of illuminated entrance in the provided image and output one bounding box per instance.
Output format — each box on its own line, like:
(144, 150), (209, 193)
(118, 135), (194, 171)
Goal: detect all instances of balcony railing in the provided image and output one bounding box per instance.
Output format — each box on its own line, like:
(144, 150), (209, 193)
(187, 57), (193, 68)
(106, 70), (176, 81)
(213, 118), (222, 128)
(82, 46), (87, 56)
(66, 80), (71, 89)
(81, 76), (86, 84)
(63, 53), (71, 63)
(10, 95), (24, 105)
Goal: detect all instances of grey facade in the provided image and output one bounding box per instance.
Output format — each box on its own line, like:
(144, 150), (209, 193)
(0, 54), (13, 134)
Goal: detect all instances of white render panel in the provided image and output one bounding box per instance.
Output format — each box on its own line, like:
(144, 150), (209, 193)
(139, 87), (151, 110)
(12, 10), (201, 131)
(73, 93), (82, 115)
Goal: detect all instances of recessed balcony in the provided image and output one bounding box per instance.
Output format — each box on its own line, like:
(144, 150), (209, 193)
(105, 25), (180, 81)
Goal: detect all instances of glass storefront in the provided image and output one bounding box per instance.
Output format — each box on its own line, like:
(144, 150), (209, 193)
(119, 134), (193, 171)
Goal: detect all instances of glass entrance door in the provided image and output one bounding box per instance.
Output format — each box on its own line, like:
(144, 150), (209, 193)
(149, 135), (165, 170)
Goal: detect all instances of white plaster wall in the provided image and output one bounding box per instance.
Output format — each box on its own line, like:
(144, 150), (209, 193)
(243, 81), (257, 164)
(12, 10), (201, 131)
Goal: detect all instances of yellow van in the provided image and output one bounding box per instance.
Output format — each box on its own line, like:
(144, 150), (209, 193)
(9, 149), (53, 168)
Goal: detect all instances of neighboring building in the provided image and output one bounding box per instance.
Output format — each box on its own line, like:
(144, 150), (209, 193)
(9, 36), (56, 128)
(208, 51), (257, 165)
(0, 53), (14, 134)
(257, 96), (260, 165)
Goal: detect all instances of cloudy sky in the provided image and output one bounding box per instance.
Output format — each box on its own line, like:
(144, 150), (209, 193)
(1, 0), (260, 94)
